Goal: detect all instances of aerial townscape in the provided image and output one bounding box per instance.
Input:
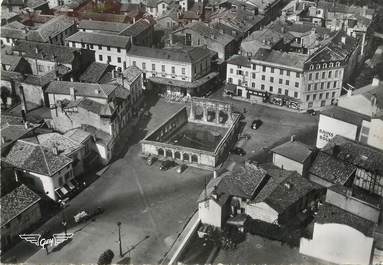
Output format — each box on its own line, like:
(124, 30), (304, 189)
(1, 0), (383, 264)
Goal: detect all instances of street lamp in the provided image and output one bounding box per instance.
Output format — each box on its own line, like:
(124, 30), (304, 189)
(117, 222), (122, 257)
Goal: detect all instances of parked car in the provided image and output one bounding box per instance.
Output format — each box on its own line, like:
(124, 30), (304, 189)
(146, 155), (157, 166)
(230, 147), (246, 156)
(160, 160), (177, 170)
(251, 119), (262, 130)
(307, 109), (317, 116)
(176, 164), (187, 173)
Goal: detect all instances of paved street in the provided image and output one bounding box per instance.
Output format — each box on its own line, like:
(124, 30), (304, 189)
(4, 93), (319, 264)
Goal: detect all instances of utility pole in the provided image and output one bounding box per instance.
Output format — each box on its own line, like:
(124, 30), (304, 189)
(117, 222), (122, 257)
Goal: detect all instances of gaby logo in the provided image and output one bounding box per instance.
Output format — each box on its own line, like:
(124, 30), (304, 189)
(19, 233), (73, 248)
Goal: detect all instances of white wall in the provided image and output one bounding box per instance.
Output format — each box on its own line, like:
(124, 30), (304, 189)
(245, 202), (278, 223)
(366, 119), (383, 151)
(316, 114), (358, 148)
(273, 153), (304, 175)
(338, 94), (376, 116)
(300, 223), (374, 265)
(198, 199), (223, 228)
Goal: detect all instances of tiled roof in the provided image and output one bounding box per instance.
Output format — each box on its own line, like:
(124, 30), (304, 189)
(64, 128), (91, 144)
(1, 24), (27, 40)
(253, 48), (308, 69)
(26, 15), (75, 43)
(22, 71), (58, 87)
(46, 81), (118, 99)
(1, 184), (41, 226)
(5, 140), (72, 176)
(127, 46), (212, 63)
(309, 151), (356, 185)
(271, 140), (313, 163)
(119, 18), (154, 37)
(1, 124), (35, 151)
(77, 98), (104, 115)
(122, 65), (142, 84)
(264, 172), (322, 213)
(320, 106), (371, 126)
(12, 40), (90, 64)
(65, 31), (131, 48)
(80, 124), (112, 146)
(35, 132), (82, 156)
(79, 62), (114, 83)
(78, 12), (131, 23)
(1, 115), (25, 128)
(322, 135), (383, 176)
(1, 53), (22, 70)
(315, 203), (375, 237)
(78, 19), (130, 33)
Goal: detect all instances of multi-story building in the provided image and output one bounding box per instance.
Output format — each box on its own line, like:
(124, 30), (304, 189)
(66, 31), (131, 70)
(11, 40), (95, 79)
(126, 46), (218, 97)
(226, 49), (309, 110)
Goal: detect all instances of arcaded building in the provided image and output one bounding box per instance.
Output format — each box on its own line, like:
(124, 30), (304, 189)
(141, 98), (241, 170)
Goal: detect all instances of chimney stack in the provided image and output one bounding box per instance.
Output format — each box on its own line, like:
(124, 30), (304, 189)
(19, 85), (28, 114)
(69, 87), (76, 101)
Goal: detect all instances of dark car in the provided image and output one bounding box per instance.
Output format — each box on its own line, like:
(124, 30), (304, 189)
(230, 147), (246, 156)
(251, 119), (262, 130)
(160, 160), (177, 170)
(307, 109), (317, 116)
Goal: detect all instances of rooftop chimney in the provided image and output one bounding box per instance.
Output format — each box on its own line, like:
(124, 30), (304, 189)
(213, 170), (217, 179)
(341, 36), (346, 45)
(52, 146), (59, 155)
(290, 135), (295, 142)
(372, 76), (380, 87)
(69, 87), (76, 101)
(19, 85), (28, 115)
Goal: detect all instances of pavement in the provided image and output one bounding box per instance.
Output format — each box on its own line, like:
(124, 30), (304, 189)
(3, 97), (212, 264)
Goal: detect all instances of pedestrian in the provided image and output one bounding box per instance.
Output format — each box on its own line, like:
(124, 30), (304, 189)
(44, 244), (49, 255)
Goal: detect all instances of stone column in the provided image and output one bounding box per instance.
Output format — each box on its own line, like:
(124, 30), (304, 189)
(215, 106), (220, 124)
(203, 107), (208, 122)
(189, 101), (194, 121)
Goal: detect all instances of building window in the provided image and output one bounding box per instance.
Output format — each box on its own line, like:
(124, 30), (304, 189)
(269, 86), (273, 92)
(271, 67), (274, 73)
(310, 65), (314, 70)
(306, 95), (310, 101)
(296, 72), (300, 78)
(323, 63), (327, 68)
(252, 82), (255, 88)
(270, 77), (274, 83)
(284, 89), (288, 96)
(316, 64), (320, 69)
(228, 78), (233, 83)
(322, 72), (325, 79)
(278, 88), (282, 94)
(326, 92), (329, 99)
(295, 82), (299, 88)
(81, 43), (85, 48)
(313, 94), (317, 100)
(252, 73), (256, 79)
(261, 84), (265, 90)
(285, 80), (289, 86)
(172, 66), (175, 74)
(280, 69), (283, 75)
(133, 61), (136, 66)
(308, 84), (312, 91)
(72, 42), (76, 48)
(230, 68), (233, 74)
(99, 55), (103, 61)
(294, 92), (298, 98)
(118, 57), (121, 63)
(308, 102), (313, 108)
(107, 56), (111, 63)
(142, 62), (146, 70)
(182, 67), (185, 74)
(117, 48), (121, 53)
(361, 126), (370, 135)
(252, 64), (256, 70)
(152, 64), (155, 71)
(327, 82), (331, 89)
(162, 65), (165, 72)
(37, 64), (44, 72)
(315, 72), (319, 80)
(335, 70), (338, 78)
(279, 78), (282, 84)
(262, 66), (266, 72)
(336, 62), (341, 67)
(261, 75), (265, 81)
(309, 73), (312, 80)
(319, 93), (323, 99)
(328, 71), (332, 78)
(286, 70), (290, 76)
(98, 45), (102, 50)
(107, 46), (111, 51)
(333, 81), (337, 88)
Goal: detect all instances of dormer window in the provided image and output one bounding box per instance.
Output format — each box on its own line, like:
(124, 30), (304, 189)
(323, 63), (327, 68)
(310, 64), (314, 70)
(329, 62), (334, 67)
(336, 62), (341, 67)
(316, 64), (320, 69)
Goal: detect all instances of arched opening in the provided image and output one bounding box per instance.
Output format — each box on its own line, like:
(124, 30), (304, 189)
(174, 151), (181, 160)
(219, 110), (228, 124)
(183, 153), (189, 161)
(158, 148), (164, 156)
(191, 154), (198, 163)
(166, 150), (173, 158)
(207, 109), (216, 122)
(193, 104), (204, 120)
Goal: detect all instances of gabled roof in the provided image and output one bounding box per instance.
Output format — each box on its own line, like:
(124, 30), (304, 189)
(271, 140), (313, 163)
(34, 132), (82, 156)
(65, 31), (131, 48)
(12, 40), (91, 64)
(5, 140), (72, 176)
(1, 124), (36, 152)
(122, 65), (142, 84)
(78, 19), (130, 34)
(1, 184), (41, 226)
(127, 46), (212, 63)
(309, 151), (356, 185)
(79, 62), (114, 83)
(322, 135), (383, 176)
(119, 18), (154, 37)
(227, 55), (251, 67)
(26, 15), (75, 43)
(46, 81), (119, 99)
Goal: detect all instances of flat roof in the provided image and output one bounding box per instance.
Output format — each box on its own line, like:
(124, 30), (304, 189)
(320, 106), (371, 126)
(271, 140), (313, 163)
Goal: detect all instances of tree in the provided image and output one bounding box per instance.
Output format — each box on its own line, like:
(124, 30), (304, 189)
(97, 249), (114, 265)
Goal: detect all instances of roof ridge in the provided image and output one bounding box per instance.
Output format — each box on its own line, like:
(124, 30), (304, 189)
(38, 144), (52, 176)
